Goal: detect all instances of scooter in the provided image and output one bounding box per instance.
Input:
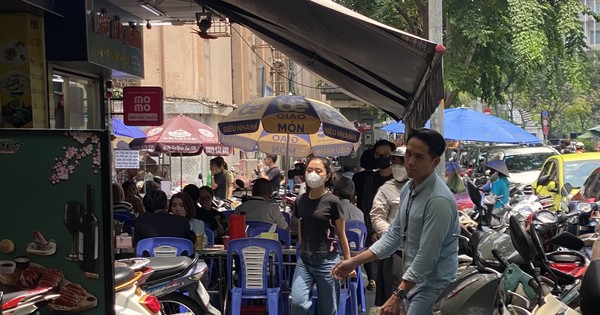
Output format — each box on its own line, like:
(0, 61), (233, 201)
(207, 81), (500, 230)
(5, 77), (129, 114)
(140, 254), (212, 314)
(114, 258), (161, 315)
(1, 287), (59, 315)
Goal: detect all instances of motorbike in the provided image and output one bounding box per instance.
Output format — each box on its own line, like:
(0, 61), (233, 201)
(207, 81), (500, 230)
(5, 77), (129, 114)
(114, 258), (161, 315)
(1, 287), (59, 315)
(433, 215), (580, 315)
(140, 254), (211, 314)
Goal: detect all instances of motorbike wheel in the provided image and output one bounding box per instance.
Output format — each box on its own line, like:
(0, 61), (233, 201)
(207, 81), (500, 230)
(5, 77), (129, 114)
(159, 293), (204, 315)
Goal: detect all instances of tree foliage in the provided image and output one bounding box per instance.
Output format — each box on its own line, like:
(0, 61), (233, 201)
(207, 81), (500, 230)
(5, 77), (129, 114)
(334, 0), (600, 135)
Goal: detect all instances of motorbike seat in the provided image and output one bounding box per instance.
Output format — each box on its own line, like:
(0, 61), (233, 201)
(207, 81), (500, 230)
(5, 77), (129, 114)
(145, 256), (193, 283)
(580, 259), (600, 315)
(114, 267), (135, 290)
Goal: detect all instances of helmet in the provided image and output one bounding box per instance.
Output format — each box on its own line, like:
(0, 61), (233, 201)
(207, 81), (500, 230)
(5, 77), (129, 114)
(576, 142), (585, 149)
(391, 146), (406, 157)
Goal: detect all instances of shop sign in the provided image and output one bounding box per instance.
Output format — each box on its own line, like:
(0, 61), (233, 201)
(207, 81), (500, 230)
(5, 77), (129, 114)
(114, 150), (139, 169)
(123, 87), (163, 126)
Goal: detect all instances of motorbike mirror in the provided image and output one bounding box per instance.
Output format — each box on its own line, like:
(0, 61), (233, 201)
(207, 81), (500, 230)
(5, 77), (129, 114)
(537, 175), (550, 186)
(508, 215), (538, 263)
(548, 232), (584, 251)
(467, 180), (482, 208)
(198, 173), (203, 180)
(235, 179), (245, 189)
(562, 183), (573, 197)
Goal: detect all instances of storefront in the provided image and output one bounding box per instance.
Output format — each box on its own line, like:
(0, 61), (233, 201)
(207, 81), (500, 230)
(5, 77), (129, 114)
(0, 1), (145, 313)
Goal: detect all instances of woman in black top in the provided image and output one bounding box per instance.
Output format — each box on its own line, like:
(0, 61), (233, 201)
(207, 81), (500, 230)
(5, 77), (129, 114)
(290, 156), (353, 315)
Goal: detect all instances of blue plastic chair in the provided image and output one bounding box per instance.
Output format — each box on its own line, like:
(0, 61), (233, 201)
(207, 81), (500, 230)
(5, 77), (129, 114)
(113, 212), (136, 232)
(136, 237), (194, 257)
(344, 220), (367, 312)
(204, 227), (215, 248)
(245, 221), (292, 248)
(227, 238), (283, 315)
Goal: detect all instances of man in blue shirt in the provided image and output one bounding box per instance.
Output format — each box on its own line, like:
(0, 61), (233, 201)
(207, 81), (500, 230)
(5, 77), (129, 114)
(333, 128), (459, 315)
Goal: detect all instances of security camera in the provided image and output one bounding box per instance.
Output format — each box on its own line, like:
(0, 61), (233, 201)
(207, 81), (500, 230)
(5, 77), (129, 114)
(195, 12), (212, 33)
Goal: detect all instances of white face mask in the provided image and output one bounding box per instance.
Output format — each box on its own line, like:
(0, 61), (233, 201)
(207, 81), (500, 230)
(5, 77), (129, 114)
(392, 165), (408, 182)
(305, 171), (326, 188)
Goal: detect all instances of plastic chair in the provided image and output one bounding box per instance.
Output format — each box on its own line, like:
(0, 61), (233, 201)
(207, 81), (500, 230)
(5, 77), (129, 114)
(345, 220), (367, 249)
(204, 227), (215, 248)
(245, 221), (292, 248)
(345, 230), (365, 313)
(113, 212), (135, 231)
(227, 238), (283, 315)
(136, 237), (194, 257)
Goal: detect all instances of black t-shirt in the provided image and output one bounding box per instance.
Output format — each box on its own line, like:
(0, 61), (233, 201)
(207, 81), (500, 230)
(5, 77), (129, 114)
(294, 192), (343, 255)
(266, 166), (281, 194)
(195, 206), (220, 231)
(361, 171), (393, 234)
(213, 172), (227, 199)
(352, 170), (374, 212)
(134, 211), (195, 246)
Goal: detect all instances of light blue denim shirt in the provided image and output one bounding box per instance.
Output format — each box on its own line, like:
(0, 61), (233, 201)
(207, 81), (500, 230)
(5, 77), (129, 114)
(370, 171), (459, 291)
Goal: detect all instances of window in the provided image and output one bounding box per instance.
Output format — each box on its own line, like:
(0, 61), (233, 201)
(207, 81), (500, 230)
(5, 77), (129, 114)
(591, 30), (600, 45)
(49, 71), (101, 129)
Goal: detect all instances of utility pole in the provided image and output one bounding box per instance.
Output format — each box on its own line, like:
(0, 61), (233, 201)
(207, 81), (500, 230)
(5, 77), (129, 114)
(429, 0), (445, 177)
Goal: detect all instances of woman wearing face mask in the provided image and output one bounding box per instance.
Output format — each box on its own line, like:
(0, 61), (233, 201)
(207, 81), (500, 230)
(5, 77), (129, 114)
(290, 156), (354, 315)
(482, 160), (510, 209)
(369, 146), (410, 306)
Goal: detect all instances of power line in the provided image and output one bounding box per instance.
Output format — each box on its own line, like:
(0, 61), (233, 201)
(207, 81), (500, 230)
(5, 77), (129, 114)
(228, 23), (338, 91)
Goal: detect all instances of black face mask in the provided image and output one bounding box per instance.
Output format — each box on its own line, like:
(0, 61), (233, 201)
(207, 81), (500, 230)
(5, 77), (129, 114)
(375, 156), (391, 169)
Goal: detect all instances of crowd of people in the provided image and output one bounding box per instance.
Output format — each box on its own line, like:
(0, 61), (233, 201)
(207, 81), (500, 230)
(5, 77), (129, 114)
(113, 127), (513, 315)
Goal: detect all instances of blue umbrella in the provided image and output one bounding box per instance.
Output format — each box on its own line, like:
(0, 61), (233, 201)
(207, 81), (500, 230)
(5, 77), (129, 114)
(381, 108), (541, 144)
(112, 117), (147, 139)
(444, 108), (541, 143)
(381, 120), (430, 133)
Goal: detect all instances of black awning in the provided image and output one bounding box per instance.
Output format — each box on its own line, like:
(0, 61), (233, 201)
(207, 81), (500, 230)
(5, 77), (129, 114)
(196, 0), (444, 125)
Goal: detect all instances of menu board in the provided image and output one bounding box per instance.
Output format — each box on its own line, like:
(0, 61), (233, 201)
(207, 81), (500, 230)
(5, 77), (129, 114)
(0, 129), (112, 314)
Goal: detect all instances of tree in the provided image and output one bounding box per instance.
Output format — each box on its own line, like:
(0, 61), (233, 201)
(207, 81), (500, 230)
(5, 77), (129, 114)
(334, 0), (598, 116)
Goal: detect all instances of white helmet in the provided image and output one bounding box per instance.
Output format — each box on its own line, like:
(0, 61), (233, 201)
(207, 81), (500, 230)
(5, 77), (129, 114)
(576, 142), (585, 149)
(391, 146), (406, 157)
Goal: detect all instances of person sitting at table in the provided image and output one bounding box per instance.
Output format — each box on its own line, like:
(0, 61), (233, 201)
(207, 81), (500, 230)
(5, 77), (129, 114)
(332, 176), (364, 223)
(169, 192), (205, 236)
(112, 183), (134, 214)
(234, 178), (289, 231)
(134, 190), (196, 247)
(122, 180), (144, 216)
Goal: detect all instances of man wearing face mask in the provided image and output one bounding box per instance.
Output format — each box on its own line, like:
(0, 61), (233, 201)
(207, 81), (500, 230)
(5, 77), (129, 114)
(370, 146), (409, 306)
(361, 139), (397, 290)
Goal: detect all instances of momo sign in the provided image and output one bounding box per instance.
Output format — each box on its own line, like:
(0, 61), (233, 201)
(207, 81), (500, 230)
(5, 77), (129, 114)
(123, 86), (164, 126)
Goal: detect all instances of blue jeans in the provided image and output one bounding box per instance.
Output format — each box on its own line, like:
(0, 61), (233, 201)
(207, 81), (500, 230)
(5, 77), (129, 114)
(404, 287), (445, 315)
(290, 253), (340, 315)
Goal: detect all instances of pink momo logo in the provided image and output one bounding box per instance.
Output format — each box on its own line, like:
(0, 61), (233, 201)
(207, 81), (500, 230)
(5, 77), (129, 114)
(198, 128), (214, 138)
(147, 127), (163, 137)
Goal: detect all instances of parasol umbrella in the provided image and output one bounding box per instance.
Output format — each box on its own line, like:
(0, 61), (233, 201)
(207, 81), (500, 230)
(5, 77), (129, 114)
(130, 114), (231, 186)
(112, 117), (147, 139)
(218, 95), (360, 157)
(218, 95), (360, 189)
(381, 108), (542, 144)
(217, 126), (360, 157)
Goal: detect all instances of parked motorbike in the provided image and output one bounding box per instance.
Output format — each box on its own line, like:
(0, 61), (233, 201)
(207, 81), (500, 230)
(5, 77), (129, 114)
(1, 287), (59, 315)
(114, 258), (161, 315)
(140, 255), (210, 314)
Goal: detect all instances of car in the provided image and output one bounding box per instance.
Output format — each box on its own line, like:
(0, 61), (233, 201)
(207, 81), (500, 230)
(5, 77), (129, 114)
(573, 167), (600, 202)
(533, 153), (600, 210)
(483, 146), (560, 186)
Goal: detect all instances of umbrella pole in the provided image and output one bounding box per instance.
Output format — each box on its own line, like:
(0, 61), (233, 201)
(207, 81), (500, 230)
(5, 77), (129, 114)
(180, 153), (183, 189)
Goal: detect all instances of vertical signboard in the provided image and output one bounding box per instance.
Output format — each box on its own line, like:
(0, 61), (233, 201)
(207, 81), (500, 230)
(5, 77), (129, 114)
(541, 110), (549, 137)
(123, 86), (164, 126)
(0, 13), (46, 128)
(0, 129), (112, 314)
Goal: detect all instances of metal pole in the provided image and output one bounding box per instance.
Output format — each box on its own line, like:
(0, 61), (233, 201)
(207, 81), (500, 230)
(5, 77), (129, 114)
(429, 0), (445, 178)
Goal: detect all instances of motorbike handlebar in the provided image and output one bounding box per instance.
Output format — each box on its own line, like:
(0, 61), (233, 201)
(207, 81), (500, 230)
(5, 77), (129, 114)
(491, 249), (510, 268)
